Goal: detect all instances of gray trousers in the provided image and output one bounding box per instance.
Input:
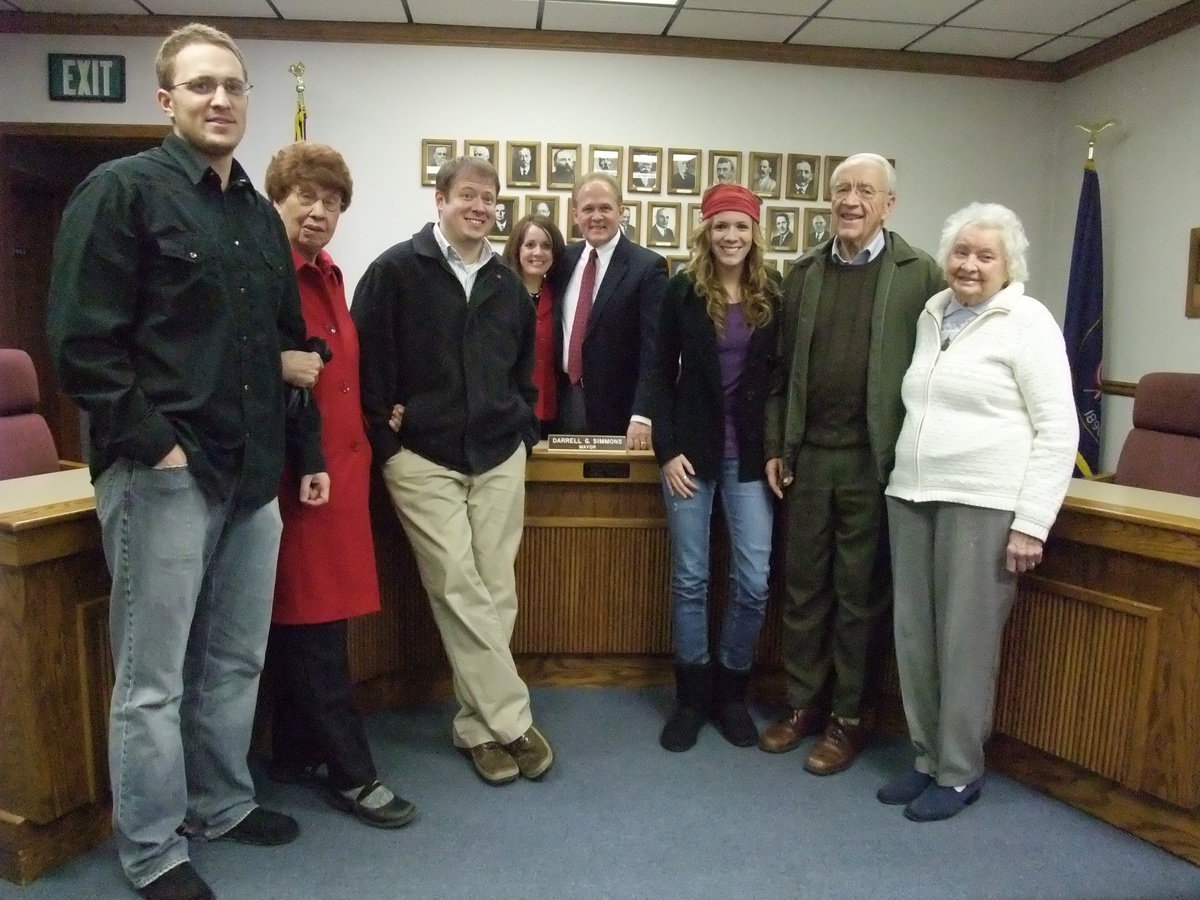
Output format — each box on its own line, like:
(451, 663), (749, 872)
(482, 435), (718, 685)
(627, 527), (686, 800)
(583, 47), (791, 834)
(886, 497), (1017, 786)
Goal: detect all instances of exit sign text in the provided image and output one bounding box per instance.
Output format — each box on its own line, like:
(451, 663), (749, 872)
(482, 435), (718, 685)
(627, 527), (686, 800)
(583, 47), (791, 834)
(49, 54), (126, 103)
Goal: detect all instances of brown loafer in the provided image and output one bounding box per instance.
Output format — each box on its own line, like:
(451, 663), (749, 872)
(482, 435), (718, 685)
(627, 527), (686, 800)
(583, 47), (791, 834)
(504, 725), (555, 780)
(461, 742), (520, 785)
(758, 706), (825, 753)
(804, 717), (867, 775)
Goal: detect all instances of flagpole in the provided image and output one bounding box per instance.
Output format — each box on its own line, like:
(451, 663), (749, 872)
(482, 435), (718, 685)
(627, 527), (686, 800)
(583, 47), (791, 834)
(289, 61), (307, 142)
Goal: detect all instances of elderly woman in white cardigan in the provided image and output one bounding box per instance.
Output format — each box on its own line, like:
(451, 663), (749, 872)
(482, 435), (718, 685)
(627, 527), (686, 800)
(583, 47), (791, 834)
(878, 202), (1078, 822)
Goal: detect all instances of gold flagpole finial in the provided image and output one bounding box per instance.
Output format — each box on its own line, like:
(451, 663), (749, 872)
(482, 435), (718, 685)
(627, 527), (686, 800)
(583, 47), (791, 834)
(289, 62), (307, 142)
(1075, 120), (1117, 165)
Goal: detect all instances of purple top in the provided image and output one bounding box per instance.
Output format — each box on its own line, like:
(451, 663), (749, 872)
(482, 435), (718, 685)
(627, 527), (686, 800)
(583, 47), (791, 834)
(717, 302), (751, 459)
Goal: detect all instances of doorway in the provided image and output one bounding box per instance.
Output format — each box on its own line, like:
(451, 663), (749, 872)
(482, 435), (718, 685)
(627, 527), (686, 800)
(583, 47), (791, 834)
(0, 123), (167, 461)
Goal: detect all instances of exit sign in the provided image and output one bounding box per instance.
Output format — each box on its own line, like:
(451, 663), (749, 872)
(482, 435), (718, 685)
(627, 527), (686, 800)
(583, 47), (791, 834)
(48, 54), (125, 102)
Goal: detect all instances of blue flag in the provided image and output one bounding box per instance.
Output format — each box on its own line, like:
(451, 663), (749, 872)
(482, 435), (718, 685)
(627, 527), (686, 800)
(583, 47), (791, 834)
(1063, 165), (1104, 477)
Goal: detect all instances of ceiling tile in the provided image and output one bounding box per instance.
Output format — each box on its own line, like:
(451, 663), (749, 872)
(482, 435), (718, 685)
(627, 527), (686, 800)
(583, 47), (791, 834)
(139, 0), (276, 17)
(791, 17), (932, 50)
(685, 0), (820, 14)
(12, 0), (145, 10)
(272, 0), (410, 23)
(542, 0), (674, 35)
(950, 0), (1127, 34)
(670, 9), (806, 42)
(1071, 0), (1189, 38)
(908, 24), (1052, 57)
(1018, 34), (1101, 62)
(406, 0), (538, 29)
(818, 0), (974, 25)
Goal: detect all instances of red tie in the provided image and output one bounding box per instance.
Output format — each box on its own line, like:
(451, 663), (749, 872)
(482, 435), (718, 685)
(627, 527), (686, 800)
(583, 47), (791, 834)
(567, 248), (597, 385)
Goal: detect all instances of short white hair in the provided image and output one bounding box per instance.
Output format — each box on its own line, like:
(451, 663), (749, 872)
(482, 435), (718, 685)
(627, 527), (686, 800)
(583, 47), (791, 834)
(830, 153), (896, 195)
(937, 202), (1030, 284)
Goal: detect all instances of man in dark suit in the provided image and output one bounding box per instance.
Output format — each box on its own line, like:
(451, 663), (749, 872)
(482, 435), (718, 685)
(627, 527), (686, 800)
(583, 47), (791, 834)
(670, 157), (697, 191)
(619, 206), (638, 242)
(551, 172), (668, 446)
(511, 145), (534, 182)
(770, 213), (795, 249)
(651, 208), (676, 244)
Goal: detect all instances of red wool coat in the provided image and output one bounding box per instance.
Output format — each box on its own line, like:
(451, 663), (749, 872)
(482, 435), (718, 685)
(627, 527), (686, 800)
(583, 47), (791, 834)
(273, 248), (380, 624)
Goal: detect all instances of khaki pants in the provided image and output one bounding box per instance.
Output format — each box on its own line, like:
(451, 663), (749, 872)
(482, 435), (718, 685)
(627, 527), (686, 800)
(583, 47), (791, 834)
(382, 445), (532, 747)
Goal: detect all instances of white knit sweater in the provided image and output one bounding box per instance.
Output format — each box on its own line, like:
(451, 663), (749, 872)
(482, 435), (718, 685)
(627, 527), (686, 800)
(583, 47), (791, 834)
(885, 282), (1079, 541)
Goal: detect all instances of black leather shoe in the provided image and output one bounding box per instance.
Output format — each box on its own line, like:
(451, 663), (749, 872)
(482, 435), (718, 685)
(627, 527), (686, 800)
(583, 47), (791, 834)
(327, 780), (417, 829)
(137, 862), (214, 900)
(214, 807), (299, 846)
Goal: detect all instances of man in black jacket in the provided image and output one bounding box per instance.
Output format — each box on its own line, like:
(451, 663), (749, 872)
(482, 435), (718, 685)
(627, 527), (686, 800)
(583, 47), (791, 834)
(46, 23), (327, 900)
(551, 172), (668, 445)
(352, 155), (553, 788)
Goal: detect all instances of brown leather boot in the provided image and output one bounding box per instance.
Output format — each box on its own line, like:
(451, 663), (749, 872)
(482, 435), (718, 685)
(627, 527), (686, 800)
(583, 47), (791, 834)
(758, 706), (825, 753)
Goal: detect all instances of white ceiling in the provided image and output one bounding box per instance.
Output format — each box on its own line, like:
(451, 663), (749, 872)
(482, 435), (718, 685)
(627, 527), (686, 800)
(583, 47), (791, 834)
(1, 0), (1194, 63)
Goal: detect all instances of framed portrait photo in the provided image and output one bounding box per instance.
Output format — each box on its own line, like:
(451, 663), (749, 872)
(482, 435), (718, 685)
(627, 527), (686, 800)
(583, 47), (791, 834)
(628, 146), (662, 194)
(546, 142), (581, 191)
(646, 202), (682, 249)
(464, 140), (498, 167)
(665, 255), (689, 277)
(421, 138), (456, 186)
(785, 153), (820, 201)
(803, 207), (833, 250)
(765, 206), (799, 254)
(525, 195), (561, 229)
(666, 148), (701, 195)
(823, 155), (848, 201)
(491, 196), (518, 240)
(686, 203), (703, 243)
(783, 258), (797, 278)
(618, 200), (642, 244)
(763, 257), (780, 273)
(748, 151), (782, 199)
(507, 141), (541, 189)
(589, 144), (623, 182)
(709, 150), (741, 188)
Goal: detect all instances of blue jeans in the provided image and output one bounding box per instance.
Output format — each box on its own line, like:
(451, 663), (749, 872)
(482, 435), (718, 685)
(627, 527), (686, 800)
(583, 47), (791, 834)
(96, 458), (282, 888)
(662, 458), (774, 671)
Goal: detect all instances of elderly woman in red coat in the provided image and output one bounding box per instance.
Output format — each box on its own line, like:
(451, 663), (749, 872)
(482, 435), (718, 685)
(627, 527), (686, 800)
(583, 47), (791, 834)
(266, 142), (414, 829)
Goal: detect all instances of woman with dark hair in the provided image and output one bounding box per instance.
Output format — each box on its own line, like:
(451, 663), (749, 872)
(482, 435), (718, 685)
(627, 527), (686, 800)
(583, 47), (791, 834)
(647, 183), (781, 751)
(264, 141), (415, 828)
(503, 214), (566, 434)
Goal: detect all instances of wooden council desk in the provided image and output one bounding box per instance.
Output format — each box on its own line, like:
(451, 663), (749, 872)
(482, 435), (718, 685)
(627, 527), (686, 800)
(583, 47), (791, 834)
(2, 454), (1199, 882)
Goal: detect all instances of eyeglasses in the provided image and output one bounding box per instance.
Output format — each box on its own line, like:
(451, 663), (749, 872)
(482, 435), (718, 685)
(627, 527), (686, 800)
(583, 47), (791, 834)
(170, 77), (253, 97)
(831, 181), (890, 201)
(292, 188), (345, 212)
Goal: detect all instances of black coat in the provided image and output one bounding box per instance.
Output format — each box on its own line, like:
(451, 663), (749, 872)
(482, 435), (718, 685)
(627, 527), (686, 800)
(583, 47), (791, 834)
(550, 235), (668, 435)
(647, 271), (780, 482)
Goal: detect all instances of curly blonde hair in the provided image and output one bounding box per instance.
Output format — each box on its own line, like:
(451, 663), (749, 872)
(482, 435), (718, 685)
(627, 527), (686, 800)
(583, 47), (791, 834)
(684, 218), (777, 332)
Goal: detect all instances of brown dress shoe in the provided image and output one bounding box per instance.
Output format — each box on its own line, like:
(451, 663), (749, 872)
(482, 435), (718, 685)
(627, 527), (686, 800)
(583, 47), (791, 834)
(758, 706), (825, 753)
(804, 717), (867, 775)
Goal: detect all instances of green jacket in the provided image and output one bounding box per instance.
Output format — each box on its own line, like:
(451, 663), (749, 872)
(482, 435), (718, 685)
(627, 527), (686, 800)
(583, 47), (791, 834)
(764, 230), (943, 484)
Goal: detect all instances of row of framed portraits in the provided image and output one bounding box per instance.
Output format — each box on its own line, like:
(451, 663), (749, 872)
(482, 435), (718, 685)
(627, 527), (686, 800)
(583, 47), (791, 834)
(421, 137), (854, 202)
(489, 194), (831, 256)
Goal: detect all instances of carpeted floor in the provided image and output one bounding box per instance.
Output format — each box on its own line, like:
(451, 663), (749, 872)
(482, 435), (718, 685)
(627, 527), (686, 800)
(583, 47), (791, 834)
(8, 686), (1199, 899)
